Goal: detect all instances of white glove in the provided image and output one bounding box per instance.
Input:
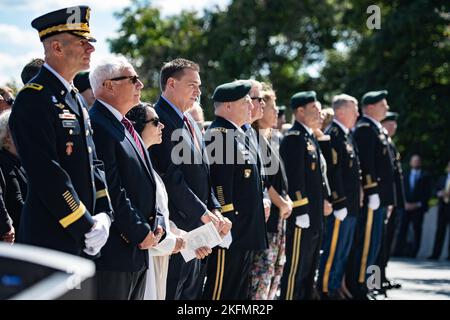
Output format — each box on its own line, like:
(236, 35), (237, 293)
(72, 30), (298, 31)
(219, 232), (232, 249)
(333, 207), (348, 221)
(295, 214), (310, 229)
(368, 194), (380, 210)
(83, 212), (111, 256)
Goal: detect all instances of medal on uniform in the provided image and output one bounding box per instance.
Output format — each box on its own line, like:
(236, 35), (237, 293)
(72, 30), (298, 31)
(244, 169), (251, 178)
(311, 162), (316, 171)
(55, 103), (65, 109)
(307, 141), (315, 152)
(66, 142), (73, 156)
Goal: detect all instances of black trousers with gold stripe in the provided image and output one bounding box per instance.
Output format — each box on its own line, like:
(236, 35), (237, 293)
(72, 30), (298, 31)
(280, 224), (322, 300)
(202, 247), (254, 300)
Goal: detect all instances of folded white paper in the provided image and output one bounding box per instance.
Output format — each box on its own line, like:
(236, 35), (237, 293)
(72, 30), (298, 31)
(180, 222), (223, 262)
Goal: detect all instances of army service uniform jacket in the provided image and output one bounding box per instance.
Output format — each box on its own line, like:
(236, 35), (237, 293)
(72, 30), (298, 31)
(323, 121), (362, 215)
(353, 116), (396, 207)
(280, 121), (326, 230)
(9, 66), (112, 255)
(205, 116), (267, 250)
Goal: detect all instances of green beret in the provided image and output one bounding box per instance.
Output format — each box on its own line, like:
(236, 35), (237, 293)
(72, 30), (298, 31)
(381, 111), (398, 123)
(290, 91), (316, 109)
(362, 90), (388, 106)
(74, 72), (91, 93)
(31, 6), (96, 42)
(212, 80), (252, 102)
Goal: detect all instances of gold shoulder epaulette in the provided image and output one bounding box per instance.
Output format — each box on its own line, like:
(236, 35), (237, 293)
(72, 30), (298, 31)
(285, 130), (300, 136)
(211, 127), (228, 133)
(20, 83), (43, 92)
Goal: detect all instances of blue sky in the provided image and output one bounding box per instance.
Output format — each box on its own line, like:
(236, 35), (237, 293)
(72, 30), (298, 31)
(0, 0), (230, 85)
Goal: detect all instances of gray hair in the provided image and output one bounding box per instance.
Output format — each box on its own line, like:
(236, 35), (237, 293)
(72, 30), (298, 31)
(0, 109), (11, 149)
(89, 55), (134, 96)
(332, 94), (358, 110)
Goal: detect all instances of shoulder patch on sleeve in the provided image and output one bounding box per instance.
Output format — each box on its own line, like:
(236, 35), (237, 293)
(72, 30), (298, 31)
(285, 130), (300, 136)
(20, 83), (43, 92)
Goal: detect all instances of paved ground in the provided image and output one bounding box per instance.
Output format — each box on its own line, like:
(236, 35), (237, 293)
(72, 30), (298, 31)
(382, 258), (450, 300)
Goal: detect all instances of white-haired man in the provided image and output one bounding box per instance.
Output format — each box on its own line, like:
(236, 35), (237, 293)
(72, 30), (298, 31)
(89, 56), (165, 300)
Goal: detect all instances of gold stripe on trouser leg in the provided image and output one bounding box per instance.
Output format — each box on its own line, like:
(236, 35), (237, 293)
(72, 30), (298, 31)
(217, 249), (225, 299)
(323, 219), (341, 293)
(359, 208), (374, 283)
(212, 249), (224, 300)
(286, 227), (302, 300)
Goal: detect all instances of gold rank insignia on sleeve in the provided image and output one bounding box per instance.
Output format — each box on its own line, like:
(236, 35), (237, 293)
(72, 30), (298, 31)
(59, 191), (86, 228)
(363, 174), (378, 189)
(20, 83), (43, 92)
(292, 191), (309, 208)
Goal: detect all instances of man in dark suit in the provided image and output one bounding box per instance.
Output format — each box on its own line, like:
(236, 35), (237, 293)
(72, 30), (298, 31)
(9, 6), (112, 256)
(346, 90), (396, 299)
(279, 91), (327, 300)
(149, 58), (229, 300)
(396, 154), (431, 257)
(89, 56), (165, 300)
(429, 160), (450, 260)
(203, 81), (267, 300)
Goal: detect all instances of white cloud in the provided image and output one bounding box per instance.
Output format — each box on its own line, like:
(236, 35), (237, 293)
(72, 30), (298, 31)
(153, 0), (230, 16)
(0, 50), (43, 85)
(4, 0), (132, 13)
(0, 24), (38, 46)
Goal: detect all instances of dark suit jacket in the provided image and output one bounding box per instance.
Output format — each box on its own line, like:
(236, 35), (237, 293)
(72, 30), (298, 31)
(9, 66), (112, 255)
(149, 96), (220, 232)
(435, 174), (450, 209)
(404, 169), (431, 213)
(89, 101), (164, 272)
(0, 150), (27, 234)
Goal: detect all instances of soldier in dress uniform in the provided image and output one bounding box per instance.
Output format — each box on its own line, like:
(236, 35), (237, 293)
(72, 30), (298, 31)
(345, 90), (395, 299)
(9, 6), (113, 256)
(202, 81), (268, 300)
(377, 111), (405, 294)
(279, 91), (327, 300)
(317, 94), (362, 299)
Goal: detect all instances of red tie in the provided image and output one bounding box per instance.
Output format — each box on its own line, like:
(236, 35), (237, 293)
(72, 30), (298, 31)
(122, 117), (145, 158)
(183, 115), (201, 151)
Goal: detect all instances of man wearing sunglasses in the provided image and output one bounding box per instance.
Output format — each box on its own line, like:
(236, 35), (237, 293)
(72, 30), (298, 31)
(149, 58), (231, 300)
(0, 86), (15, 113)
(88, 56), (166, 300)
(9, 6), (113, 258)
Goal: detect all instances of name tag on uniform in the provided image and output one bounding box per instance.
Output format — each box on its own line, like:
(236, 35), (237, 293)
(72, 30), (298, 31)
(62, 120), (77, 128)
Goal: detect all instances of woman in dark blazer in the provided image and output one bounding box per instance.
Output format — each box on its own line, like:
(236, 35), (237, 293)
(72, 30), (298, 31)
(0, 109), (28, 238)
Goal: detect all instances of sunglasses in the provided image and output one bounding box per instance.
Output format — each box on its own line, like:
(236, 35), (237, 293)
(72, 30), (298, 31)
(1, 97), (14, 106)
(109, 75), (140, 84)
(144, 117), (160, 127)
(251, 96), (264, 103)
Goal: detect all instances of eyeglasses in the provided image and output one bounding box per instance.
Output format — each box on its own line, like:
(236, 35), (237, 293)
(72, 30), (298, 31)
(109, 75), (140, 85)
(144, 117), (160, 127)
(251, 96), (264, 103)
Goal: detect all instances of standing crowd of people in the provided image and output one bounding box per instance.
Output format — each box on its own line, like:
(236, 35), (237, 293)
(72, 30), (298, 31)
(1, 5), (449, 300)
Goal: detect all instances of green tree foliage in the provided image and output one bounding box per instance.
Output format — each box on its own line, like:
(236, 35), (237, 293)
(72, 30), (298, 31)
(109, 0), (449, 175)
